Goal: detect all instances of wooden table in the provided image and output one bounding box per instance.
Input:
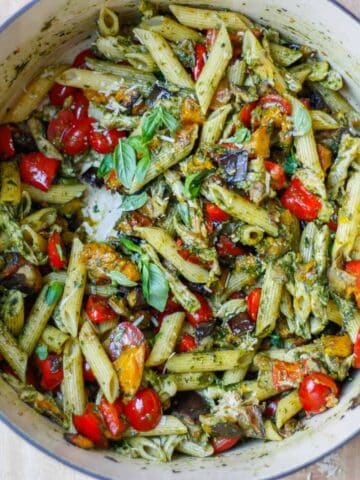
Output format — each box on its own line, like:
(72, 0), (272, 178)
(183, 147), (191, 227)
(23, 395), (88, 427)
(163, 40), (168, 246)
(0, 1), (359, 479)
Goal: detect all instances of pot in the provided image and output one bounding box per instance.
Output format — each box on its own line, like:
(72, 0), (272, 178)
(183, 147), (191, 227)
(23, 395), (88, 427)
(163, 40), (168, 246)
(0, 1), (359, 479)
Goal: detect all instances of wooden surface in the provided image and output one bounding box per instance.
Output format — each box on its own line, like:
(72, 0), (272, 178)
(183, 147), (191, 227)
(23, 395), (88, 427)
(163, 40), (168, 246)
(0, 1), (359, 479)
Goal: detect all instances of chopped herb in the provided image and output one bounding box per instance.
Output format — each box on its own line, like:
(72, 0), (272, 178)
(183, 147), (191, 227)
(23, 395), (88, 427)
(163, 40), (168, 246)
(35, 343), (48, 361)
(142, 106), (179, 140)
(225, 127), (251, 144)
(284, 151), (298, 175)
(184, 169), (213, 199)
(119, 237), (142, 255)
(270, 332), (283, 348)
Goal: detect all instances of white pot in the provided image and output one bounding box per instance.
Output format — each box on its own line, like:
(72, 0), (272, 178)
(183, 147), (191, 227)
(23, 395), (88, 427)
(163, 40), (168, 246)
(0, 1), (359, 479)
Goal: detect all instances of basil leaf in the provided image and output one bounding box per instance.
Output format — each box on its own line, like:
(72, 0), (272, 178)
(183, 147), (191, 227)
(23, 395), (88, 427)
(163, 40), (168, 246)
(184, 170), (213, 199)
(142, 108), (163, 139)
(97, 153), (113, 178)
(114, 139), (137, 189)
(35, 344), (48, 361)
(225, 127), (251, 144)
(108, 270), (137, 287)
(140, 260), (169, 312)
(45, 282), (63, 305)
(161, 109), (179, 132)
(284, 151), (298, 175)
(292, 101), (312, 136)
(178, 203), (190, 226)
(119, 237), (142, 254)
(133, 151), (151, 186)
(121, 192), (149, 212)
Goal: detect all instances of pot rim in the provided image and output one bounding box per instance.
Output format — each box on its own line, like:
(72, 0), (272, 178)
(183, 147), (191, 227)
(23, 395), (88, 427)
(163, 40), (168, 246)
(0, 1), (359, 479)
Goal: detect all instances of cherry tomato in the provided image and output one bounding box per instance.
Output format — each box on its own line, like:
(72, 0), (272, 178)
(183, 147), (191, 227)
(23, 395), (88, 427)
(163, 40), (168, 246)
(71, 90), (89, 119)
(205, 202), (230, 222)
(108, 321), (145, 361)
(259, 94), (292, 115)
(62, 117), (94, 155)
(212, 436), (241, 454)
(83, 360), (96, 382)
(353, 328), (360, 368)
(345, 260), (360, 277)
(19, 152), (60, 191)
(264, 160), (286, 190)
(36, 354), (63, 391)
(89, 128), (126, 154)
(0, 125), (15, 158)
(48, 231), (66, 270)
(73, 48), (94, 68)
(272, 359), (310, 391)
(239, 101), (258, 128)
(163, 293), (182, 314)
(216, 235), (246, 257)
(49, 83), (77, 106)
(47, 110), (76, 146)
(177, 334), (197, 352)
(186, 292), (213, 327)
(192, 43), (207, 80)
(73, 403), (108, 447)
(99, 397), (127, 439)
(86, 295), (118, 324)
(281, 177), (322, 221)
(123, 388), (162, 431)
(247, 288), (262, 322)
(299, 372), (339, 414)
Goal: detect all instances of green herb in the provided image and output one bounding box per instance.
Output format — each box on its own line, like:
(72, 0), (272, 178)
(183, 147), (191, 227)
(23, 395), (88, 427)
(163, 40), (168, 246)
(140, 260), (169, 312)
(292, 101), (312, 136)
(55, 243), (65, 261)
(184, 169), (213, 199)
(108, 270), (137, 287)
(114, 139), (137, 189)
(35, 344), (48, 361)
(45, 282), (63, 305)
(121, 192), (149, 212)
(128, 136), (151, 186)
(284, 151), (298, 175)
(270, 332), (283, 348)
(142, 106), (179, 140)
(119, 237), (142, 254)
(178, 203), (190, 226)
(225, 127), (251, 144)
(97, 153), (113, 178)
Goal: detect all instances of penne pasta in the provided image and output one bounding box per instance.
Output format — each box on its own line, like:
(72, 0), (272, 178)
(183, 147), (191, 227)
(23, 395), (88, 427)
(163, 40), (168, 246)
(63, 338), (87, 417)
(21, 183), (86, 204)
(140, 16), (202, 43)
(1, 290), (24, 336)
(98, 6), (119, 37)
(0, 160), (21, 204)
(275, 390), (302, 429)
(165, 350), (252, 373)
(200, 105), (232, 146)
(0, 322), (27, 382)
(123, 415), (187, 437)
(41, 326), (69, 354)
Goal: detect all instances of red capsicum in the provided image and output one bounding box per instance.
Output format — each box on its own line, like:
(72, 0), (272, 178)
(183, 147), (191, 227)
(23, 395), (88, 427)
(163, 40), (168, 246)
(19, 152), (60, 191)
(99, 397), (127, 439)
(264, 160), (286, 190)
(247, 288), (262, 322)
(259, 94), (292, 115)
(86, 295), (118, 324)
(216, 235), (246, 257)
(73, 403), (108, 448)
(36, 354), (63, 391)
(0, 125), (15, 158)
(48, 231), (67, 270)
(192, 43), (207, 80)
(281, 177), (322, 221)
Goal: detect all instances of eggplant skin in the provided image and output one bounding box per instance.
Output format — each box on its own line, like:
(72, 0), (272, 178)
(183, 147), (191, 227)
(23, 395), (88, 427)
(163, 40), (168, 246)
(217, 150), (249, 184)
(171, 391), (210, 421)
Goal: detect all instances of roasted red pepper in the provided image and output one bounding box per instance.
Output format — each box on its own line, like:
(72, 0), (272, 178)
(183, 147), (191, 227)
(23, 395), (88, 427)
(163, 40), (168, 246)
(0, 125), (15, 158)
(247, 288), (262, 322)
(216, 235), (246, 257)
(86, 295), (118, 324)
(36, 354), (63, 391)
(205, 202), (230, 222)
(48, 231), (66, 270)
(272, 359), (310, 391)
(192, 43), (207, 80)
(264, 160), (286, 190)
(177, 334), (197, 352)
(185, 292), (213, 327)
(239, 101), (258, 128)
(281, 177), (322, 221)
(19, 152), (60, 191)
(73, 403), (108, 447)
(259, 94), (292, 115)
(353, 329), (360, 369)
(99, 397), (127, 439)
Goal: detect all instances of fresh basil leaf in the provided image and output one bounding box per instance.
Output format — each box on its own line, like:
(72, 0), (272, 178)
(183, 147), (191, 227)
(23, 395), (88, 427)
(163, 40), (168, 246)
(161, 108), (179, 132)
(142, 108), (163, 140)
(121, 192), (149, 212)
(97, 153), (113, 178)
(114, 139), (137, 189)
(184, 170), (213, 199)
(178, 203), (190, 226)
(292, 101), (312, 136)
(35, 344), (48, 361)
(140, 260), (169, 312)
(225, 127), (251, 144)
(119, 237), (142, 254)
(284, 151), (298, 175)
(45, 282), (63, 305)
(108, 270), (137, 287)
(128, 136), (148, 155)
(133, 151), (151, 186)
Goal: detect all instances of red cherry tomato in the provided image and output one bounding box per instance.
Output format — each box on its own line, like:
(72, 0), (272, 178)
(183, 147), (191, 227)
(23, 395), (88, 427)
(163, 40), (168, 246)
(353, 328), (360, 369)
(73, 48), (94, 68)
(299, 372), (339, 414)
(62, 117), (94, 155)
(36, 354), (63, 391)
(83, 360), (96, 382)
(108, 321), (145, 361)
(124, 388), (162, 431)
(192, 43), (207, 80)
(264, 160), (286, 190)
(212, 436), (241, 454)
(48, 231), (66, 270)
(99, 397), (127, 439)
(216, 235), (246, 257)
(49, 83), (77, 106)
(86, 295), (118, 325)
(186, 292), (213, 327)
(239, 101), (258, 128)
(19, 152), (60, 191)
(0, 125), (15, 158)
(47, 110), (76, 146)
(205, 202), (230, 222)
(177, 334), (197, 352)
(71, 90), (90, 119)
(247, 288), (262, 322)
(345, 260), (360, 277)
(73, 403), (108, 447)
(89, 128), (126, 154)
(259, 94), (292, 115)
(281, 177), (322, 221)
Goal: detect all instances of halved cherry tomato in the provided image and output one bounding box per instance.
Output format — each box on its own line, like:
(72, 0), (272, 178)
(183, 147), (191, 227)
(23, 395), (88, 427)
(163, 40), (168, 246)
(86, 295), (118, 324)
(281, 177), (322, 221)
(192, 43), (207, 80)
(48, 231), (66, 270)
(186, 292), (213, 327)
(272, 360), (310, 391)
(89, 128), (126, 154)
(108, 321), (144, 361)
(345, 260), (360, 277)
(49, 83), (77, 106)
(73, 48), (94, 68)
(47, 110), (76, 146)
(99, 397), (127, 439)
(71, 90), (90, 119)
(299, 372), (339, 414)
(177, 334), (197, 352)
(216, 235), (246, 257)
(19, 152), (60, 191)
(205, 202), (230, 222)
(353, 329), (360, 369)
(62, 117), (94, 155)
(212, 436), (242, 454)
(114, 343), (146, 396)
(36, 354), (63, 391)
(247, 288), (262, 322)
(83, 360), (96, 382)
(239, 101), (258, 128)
(259, 94), (292, 115)
(123, 388), (162, 431)
(0, 125), (15, 158)
(264, 160), (286, 190)
(73, 403), (108, 447)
